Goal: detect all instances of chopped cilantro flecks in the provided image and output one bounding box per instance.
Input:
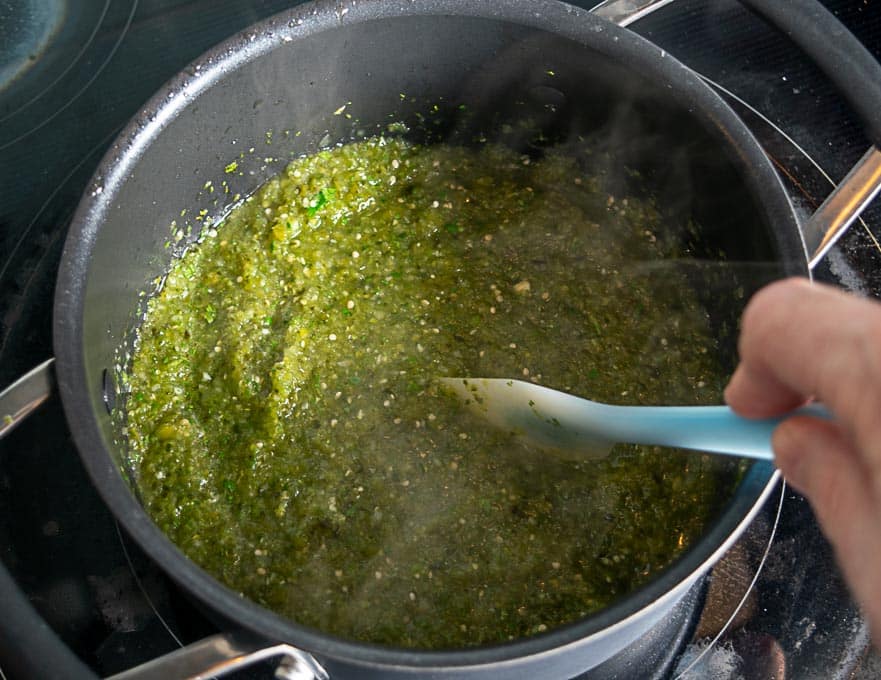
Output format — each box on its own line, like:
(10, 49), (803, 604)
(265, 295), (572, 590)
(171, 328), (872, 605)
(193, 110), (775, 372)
(307, 187), (335, 216)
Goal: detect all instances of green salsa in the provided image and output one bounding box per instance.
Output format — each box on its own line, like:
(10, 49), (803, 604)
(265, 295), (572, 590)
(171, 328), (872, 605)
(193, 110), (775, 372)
(126, 136), (741, 648)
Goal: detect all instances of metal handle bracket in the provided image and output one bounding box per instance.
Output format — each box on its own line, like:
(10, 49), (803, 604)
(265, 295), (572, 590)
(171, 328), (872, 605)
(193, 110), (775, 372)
(805, 146), (881, 269)
(590, 0), (676, 27)
(0, 358), (56, 440)
(107, 630), (328, 680)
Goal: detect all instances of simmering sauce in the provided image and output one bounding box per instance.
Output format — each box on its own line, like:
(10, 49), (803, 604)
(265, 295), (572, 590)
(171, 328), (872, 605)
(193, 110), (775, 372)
(126, 136), (741, 648)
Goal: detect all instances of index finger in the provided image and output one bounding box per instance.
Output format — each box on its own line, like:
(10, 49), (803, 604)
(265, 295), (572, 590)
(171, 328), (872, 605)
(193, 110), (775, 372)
(724, 277), (881, 455)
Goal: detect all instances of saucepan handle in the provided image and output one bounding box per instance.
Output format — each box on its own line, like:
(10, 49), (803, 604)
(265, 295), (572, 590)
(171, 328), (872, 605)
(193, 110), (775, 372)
(0, 359), (56, 440)
(592, 0), (881, 270)
(107, 630), (328, 680)
(802, 147), (881, 269)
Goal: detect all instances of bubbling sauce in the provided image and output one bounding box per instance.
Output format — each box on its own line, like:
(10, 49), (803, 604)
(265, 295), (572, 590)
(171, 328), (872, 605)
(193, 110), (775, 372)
(126, 137), (741, 648)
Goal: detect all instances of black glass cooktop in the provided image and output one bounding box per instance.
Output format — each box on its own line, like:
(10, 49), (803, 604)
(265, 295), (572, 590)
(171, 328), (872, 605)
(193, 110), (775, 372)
(1, 1), (880, 678)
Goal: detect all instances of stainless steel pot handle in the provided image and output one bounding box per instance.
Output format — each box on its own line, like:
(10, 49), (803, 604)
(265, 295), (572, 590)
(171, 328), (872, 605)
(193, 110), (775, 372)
(593, 0), (881, 270)
(804, 147), (881, 269)
(107, 631), (328, 680)
(589, 0), (677, 27)
(0, 365), (327, 679)
(0, 358), (55, 440)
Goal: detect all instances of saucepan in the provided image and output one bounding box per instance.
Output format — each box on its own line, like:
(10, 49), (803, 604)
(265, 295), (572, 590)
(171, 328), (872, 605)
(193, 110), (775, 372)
(2, 0), (881, 677)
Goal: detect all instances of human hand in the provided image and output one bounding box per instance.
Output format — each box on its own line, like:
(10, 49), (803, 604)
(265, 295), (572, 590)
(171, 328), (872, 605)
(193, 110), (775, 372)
(725, 277), (881, 648)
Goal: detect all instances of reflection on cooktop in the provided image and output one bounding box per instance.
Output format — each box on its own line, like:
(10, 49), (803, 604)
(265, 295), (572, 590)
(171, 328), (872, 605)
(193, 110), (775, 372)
(0, 0), (65, 88)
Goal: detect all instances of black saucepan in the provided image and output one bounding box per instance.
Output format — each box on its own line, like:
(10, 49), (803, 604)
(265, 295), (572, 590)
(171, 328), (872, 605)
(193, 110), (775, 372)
(2, 0), (881, 678)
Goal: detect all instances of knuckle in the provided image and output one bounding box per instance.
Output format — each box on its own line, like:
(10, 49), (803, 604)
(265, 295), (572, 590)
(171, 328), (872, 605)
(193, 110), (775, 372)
(738, 278), (805, 361)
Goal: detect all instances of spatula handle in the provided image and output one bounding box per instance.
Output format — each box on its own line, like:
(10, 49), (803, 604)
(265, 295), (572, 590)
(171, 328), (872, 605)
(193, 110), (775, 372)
(593, 403), (832, 460)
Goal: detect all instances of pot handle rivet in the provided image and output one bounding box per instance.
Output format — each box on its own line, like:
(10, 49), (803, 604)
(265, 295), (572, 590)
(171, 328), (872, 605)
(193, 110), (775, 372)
(102, 367), (117, 414)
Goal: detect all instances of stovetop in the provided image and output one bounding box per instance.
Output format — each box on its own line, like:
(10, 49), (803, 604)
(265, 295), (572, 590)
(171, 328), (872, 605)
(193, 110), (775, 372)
(1, 1), (880, 678)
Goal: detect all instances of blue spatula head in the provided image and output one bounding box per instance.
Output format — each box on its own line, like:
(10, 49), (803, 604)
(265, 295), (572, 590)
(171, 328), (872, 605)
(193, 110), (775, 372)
(440, 378), (832, 461)
(438, 377), (616, 460)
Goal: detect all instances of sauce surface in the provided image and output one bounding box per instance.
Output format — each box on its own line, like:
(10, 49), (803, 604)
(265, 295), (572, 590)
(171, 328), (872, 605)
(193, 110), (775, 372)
(126, 137), (741, 648)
